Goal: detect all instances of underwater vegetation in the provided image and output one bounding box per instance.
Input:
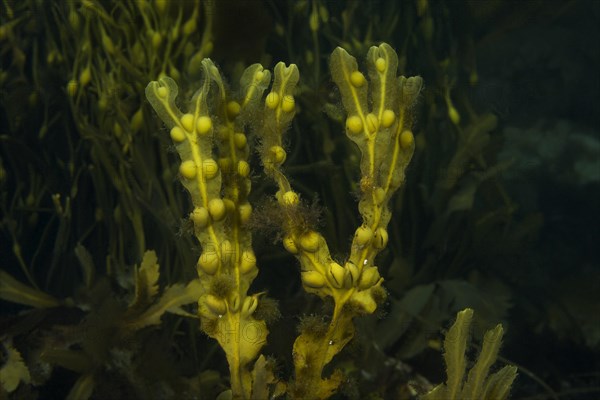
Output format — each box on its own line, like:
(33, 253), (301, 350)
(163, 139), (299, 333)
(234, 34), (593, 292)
(1, 0), (599, 399)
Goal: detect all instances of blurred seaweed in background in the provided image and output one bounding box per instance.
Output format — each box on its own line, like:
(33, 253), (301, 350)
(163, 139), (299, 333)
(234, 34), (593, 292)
(1, 0), (598, 399)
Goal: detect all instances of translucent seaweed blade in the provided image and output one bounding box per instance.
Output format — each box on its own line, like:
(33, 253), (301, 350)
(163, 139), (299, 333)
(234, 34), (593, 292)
(0, 342), (31, 393)
(260, 62), (300, 180)
(129, 250), (160, 310)
(145, 76), (183, 129)
(483, 365), (518, 400)
(366, 43), (399, 124)
(239, 63), (271, 111)
(420, 384), (447, 400)
(0, 270), (60, 309)
(461, 324), (504, 399)
(329, 47), (368, 120)
(329, 47), (371, 177)
(399, 75), (423, 110)
(444, 308), (473, 399)
(269, 62), (300, 134)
